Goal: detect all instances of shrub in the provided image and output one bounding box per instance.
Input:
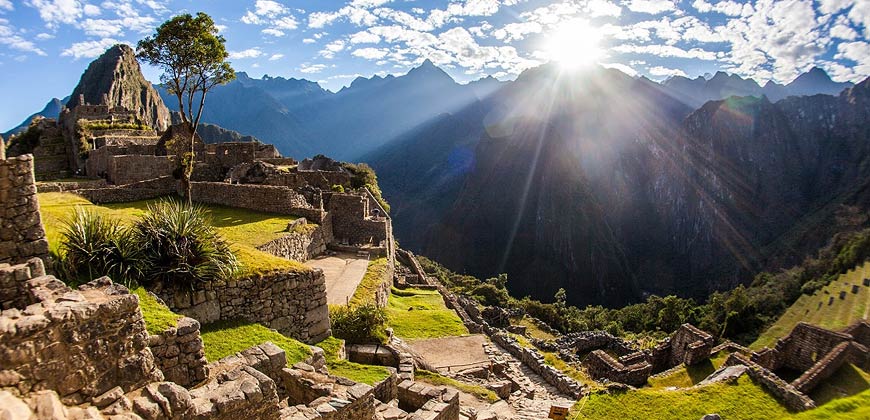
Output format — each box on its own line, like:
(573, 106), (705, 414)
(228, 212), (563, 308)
(134, 200), (238, 286)
(58, 208), (144, 286)
(342, 162), (390, 213)
(330, 303), (387, 344)
(331, 184), (345, 193)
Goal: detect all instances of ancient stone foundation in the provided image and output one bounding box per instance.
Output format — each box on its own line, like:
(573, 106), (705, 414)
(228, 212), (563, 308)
(154, 269), (331, 344)
(148, 316), (209, 388)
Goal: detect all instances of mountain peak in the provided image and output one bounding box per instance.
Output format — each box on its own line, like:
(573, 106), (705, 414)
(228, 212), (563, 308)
(65, 44), (170, 131)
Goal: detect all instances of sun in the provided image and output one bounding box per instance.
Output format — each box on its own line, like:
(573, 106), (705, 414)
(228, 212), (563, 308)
(544, 20), (604, 69)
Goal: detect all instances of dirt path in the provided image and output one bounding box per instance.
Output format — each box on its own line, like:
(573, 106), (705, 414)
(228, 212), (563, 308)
(305, 253), (370, 305)
(409, 335), (491, 372)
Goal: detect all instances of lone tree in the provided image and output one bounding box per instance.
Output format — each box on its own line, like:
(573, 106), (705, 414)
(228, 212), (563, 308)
(137, 12), (234, 203)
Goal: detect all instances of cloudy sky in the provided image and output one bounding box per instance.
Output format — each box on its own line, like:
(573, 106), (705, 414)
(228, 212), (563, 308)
(0, 0), (868, 130)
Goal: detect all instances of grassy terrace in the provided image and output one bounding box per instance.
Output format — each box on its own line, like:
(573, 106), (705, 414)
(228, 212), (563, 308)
(349, 257), (390, 307)
(646, 351), (730, 389)
(316, 336), (392, 385)
(37, 192), (307, 278)
(752, 261), (870, 349)
(132, 286), (182, 335)
(385, 287), (468, 340)
(200, 320), (311, 365)
(415, 370), (499, 403)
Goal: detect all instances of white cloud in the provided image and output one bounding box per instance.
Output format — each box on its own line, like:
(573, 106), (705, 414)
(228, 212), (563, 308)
(492, 21), (542, 42)
(602, 62), (638, 76)
(269, 53), (284, 61)
(83, 3), (99, 15)
(0, 20), (47, 55)
(624, 0), (677, 15)
(299, 63), (327, 73)
(303, 38), (316, 44)
(613, 44), (719, 60)
(319, 39), (346, 59)
(61, 37), (120, 59)
(35, 32), (54, 40)
(309, 6), (378, 29)
(229, 48), (264, 59)
(241, 0), (298, 36)
(27, 0), (84, 28)
(352, 47), (388, 59)
(0, 0), (12, 11)
(350, 30), (381, 44)
(834, 41), (870, 80)
(648, 65), (687, 78)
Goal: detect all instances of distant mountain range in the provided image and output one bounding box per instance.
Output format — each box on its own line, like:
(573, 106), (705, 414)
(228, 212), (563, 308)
(7, 54), (869, 307)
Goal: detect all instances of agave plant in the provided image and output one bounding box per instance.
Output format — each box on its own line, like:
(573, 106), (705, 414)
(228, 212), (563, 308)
(59, 208), (144, 286)
(134, 199), (238, 286)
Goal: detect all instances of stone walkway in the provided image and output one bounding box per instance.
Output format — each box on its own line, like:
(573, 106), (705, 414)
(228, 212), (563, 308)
(488, 342), (575, 420)
(305, 252), (370, 305)
(410, 335), (491, 372)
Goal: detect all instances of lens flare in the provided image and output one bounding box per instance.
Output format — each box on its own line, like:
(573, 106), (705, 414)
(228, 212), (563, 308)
(544, 20), (603, 69)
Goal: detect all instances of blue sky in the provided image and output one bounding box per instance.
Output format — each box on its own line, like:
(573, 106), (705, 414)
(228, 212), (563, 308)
(0, 0), (868, 130)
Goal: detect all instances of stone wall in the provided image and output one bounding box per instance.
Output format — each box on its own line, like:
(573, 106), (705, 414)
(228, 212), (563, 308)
(0, 269), (163, 405)
(280, 365), (377, 420)
(489, 332), (585, 397)
(256, 217), (333, 263)
(582, 350), (652, 387)
(328, 193), (389, 247)
(191, 182), (326, 222)
(725, 353), (815, 411)
(36, 179), (107, 193)
(154, 269), (331, 344)
(148, 317), (209, 388)
(105, 155), (173, 185)
(667, 324), (714, 367)
(396, 380), (460, 420)
(770, 322), (854, 372)
(74, 175), (176, 204)
(0, 154), (49, 265)
(0, 257), (44, 310)
(791, 341), (853, 393)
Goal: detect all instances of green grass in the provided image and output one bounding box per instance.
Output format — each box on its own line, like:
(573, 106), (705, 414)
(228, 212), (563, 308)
(415, 370), (500, 403)
(647, 351), (730, 389)
(348, 258), (389, 307)
(809, 364), (870, 406)
(573, 375), (791, 420)
(752, 261), (870, 349)
(385, 288), (468, 340)
(795, 387), (870, 419)
(37, 192), (308, 279)
(542, 351), (597, 388)
(316, 336), (392, 385)
(199, 320), (311, 364)
(514, 316), (558, 341)
(132, 286), (182, 335)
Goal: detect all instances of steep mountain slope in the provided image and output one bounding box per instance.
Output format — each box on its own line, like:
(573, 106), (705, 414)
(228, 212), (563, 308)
(66, 44), (170, 131)
(370, 67), (870, 307)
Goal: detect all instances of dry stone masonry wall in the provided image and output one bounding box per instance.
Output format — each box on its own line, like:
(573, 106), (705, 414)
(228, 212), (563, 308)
(148, 316), (209, 388)
(0, 155), (49, 265)
(155, 269), (331, 344)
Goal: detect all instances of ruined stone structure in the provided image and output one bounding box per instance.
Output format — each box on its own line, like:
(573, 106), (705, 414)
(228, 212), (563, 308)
(0, 154), (49, 266)
(148, 316), (209, 388)
(580, 324), (715, 386)
(154, 269), (332, 344)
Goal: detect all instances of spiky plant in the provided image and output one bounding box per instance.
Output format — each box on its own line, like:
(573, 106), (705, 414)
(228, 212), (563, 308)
(59, 208), (144, 286)
(134, 199), (237, 286)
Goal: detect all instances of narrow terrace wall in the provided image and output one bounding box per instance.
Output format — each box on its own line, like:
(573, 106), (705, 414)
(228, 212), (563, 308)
(155, 269), (331, 343)
(256, 216), (333, 262)
(191, 181), (326, 222)
(0, 154), (49, 265)
(725, 353), (815, 411)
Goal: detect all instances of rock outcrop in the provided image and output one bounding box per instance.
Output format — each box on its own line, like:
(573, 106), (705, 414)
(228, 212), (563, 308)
(65, 44), (170, 132)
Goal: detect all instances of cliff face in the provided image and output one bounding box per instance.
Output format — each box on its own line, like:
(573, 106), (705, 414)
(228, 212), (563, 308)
(66, 44), (170, 131)
(372, 66), (870, 307)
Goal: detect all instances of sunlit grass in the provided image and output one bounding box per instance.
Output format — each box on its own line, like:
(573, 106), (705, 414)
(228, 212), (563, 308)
(348, 258), (389, 307)
(415, 370), (500, 403)
(132, 286), (182, 335)
(385, 288), (468, 340)
(316, 336), (392, 385)
(647, 351), (730, 389)
(200, 319), (311, 364)
(37, 192), (308, 279)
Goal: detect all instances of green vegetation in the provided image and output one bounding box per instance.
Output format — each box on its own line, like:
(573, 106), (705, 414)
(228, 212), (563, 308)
(385, 287), (468, 340)
(57, 208), (143, 286)
(349, 258), (389, 307)
(342, 162), (390, 213)
(415, 370), (499, 403)
(6, 118), (43, 155)
(81, 121), (149, 131)
(420, 225), (870, 346)
(795, 387), (870, 420)
(809, 364), (870, 406)
(514, 316), (558, 341)
(646, 351), (730, 389)
(329, 303), (387, 344)
(753, 262), (870, 349)
(38, 193), (307, 283)
(132, 286), (182, 335)
(200, 320), (310, 364)
(316, 336), (392, 385)
(573, 375), (791, 420)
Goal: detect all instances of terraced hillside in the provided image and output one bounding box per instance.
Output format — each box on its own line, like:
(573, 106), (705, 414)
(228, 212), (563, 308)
(753, 262), (870, 349)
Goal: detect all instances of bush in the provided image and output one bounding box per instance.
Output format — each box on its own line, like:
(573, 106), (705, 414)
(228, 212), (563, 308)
(331, 184), (345, 193)
(330, 303), (387, 344)
(342, 162), (390, 213)
(58, 208), (144, 286)
(134, 200), (238, 286)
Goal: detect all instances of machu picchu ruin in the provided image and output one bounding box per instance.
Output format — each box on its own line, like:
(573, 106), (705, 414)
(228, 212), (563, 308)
(3, 4), (870, 420)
